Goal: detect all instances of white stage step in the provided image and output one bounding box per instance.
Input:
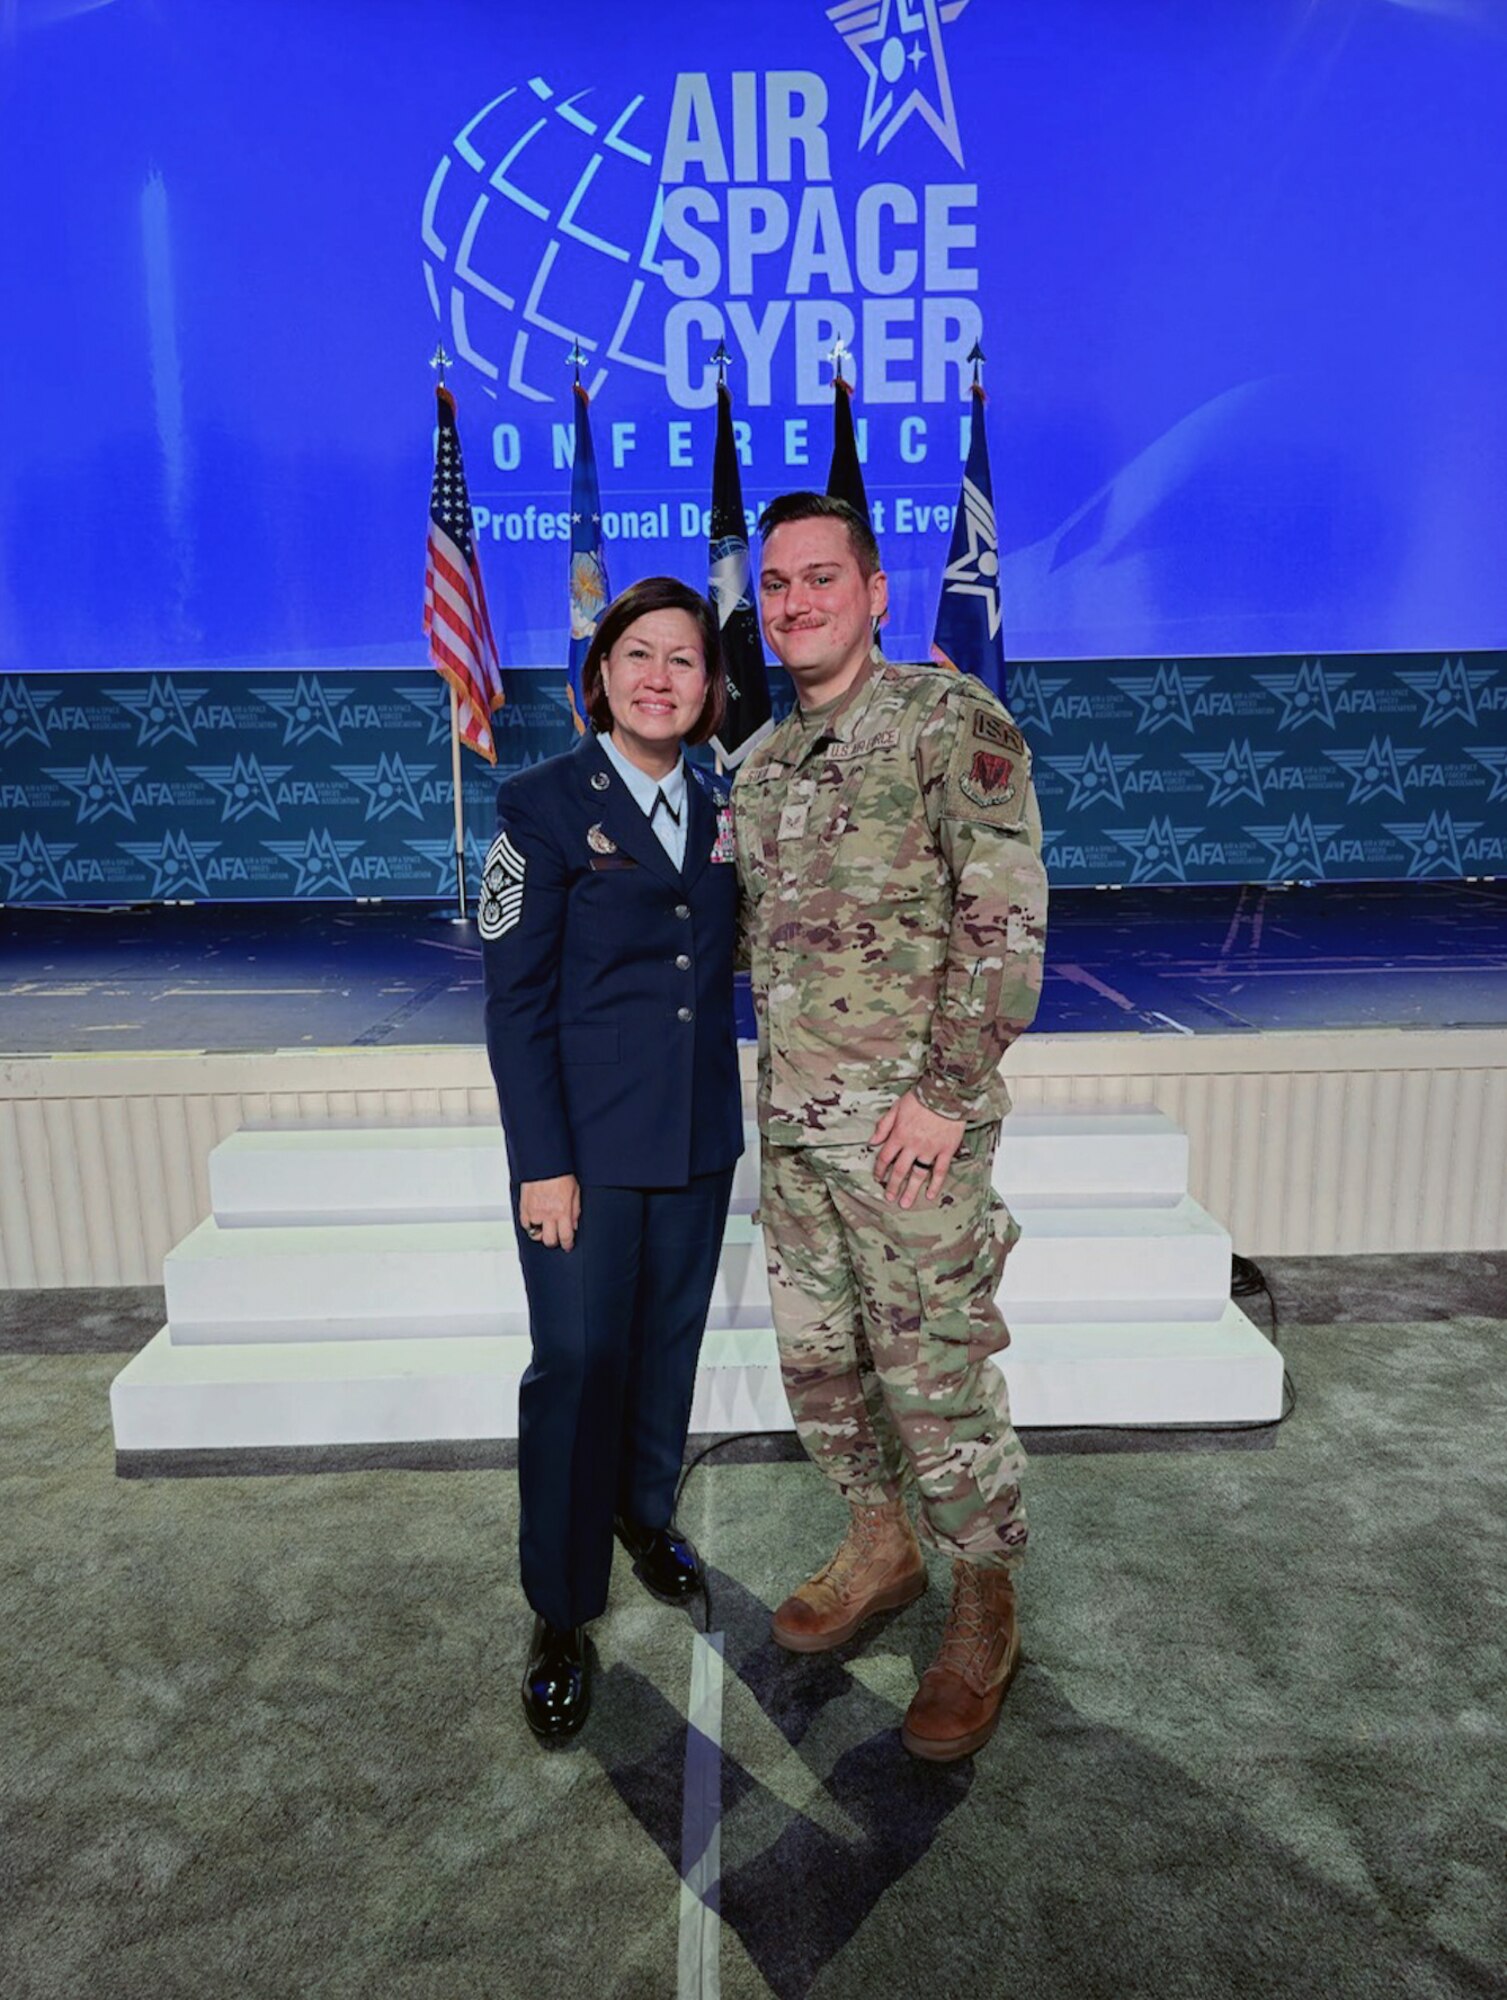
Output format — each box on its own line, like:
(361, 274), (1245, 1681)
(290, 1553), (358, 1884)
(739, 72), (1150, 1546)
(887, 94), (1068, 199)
(208, 1122), (763, 1223)
(164, 1211), (774, 1341)
(992, 1109), (1188, 1205)
(110, 1301), (1283, 1452)
(206, 1107), (1189, 1227)
(163, 1196), (1230, 1342)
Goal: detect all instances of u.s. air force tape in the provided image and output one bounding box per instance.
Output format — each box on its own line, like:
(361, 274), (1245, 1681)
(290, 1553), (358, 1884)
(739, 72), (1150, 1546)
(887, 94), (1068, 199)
(477, 829), (526, 940)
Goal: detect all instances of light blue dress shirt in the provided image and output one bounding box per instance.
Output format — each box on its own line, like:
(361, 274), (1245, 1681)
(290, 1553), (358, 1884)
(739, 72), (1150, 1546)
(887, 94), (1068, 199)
(598, 732), (689, 872)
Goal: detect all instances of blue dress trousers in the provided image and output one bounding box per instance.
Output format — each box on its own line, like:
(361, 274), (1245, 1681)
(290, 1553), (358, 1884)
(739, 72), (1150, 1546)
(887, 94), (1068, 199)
(481, 732), (743, 1629)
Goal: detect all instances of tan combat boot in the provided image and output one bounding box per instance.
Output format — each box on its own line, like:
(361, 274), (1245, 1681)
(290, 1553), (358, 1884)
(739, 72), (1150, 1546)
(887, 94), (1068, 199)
(770, 1497), (927, 1652)
(900, 1561), (1020, 1761)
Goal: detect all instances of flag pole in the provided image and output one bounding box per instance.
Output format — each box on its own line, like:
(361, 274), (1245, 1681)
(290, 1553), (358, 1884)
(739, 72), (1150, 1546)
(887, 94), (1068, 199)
(448, 684), (468, 921)
(427, 337), (478, 925)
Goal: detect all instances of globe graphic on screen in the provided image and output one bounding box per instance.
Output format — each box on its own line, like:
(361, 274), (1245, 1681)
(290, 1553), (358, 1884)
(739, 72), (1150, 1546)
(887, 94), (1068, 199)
(422, 78), (672, 405)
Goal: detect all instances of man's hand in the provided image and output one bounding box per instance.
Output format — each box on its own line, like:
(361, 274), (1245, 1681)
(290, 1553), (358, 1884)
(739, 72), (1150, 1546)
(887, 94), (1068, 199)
(871, 1092), (965, 1207)
(519, 1174), (581, 1251)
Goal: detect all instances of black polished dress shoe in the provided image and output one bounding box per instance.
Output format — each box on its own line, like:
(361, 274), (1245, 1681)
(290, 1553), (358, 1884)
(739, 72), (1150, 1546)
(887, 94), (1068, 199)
(614, 1515), (705, 1604)
(521, 1615), (590, 1741)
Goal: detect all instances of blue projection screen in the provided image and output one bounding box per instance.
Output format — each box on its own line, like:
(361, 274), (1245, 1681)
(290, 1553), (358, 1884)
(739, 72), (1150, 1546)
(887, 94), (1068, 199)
(0, 0), (1504, 899)
(2, 0), (1504, 673)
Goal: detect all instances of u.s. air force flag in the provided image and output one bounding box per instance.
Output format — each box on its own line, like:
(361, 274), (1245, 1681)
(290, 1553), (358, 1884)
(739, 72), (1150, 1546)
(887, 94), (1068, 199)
(708, 377), (771, 767)
(931, 378), (1006, 701)
(567, 381), (610, 733)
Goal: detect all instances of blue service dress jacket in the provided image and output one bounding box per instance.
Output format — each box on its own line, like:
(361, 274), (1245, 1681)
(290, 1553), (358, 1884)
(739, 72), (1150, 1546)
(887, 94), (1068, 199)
(480, 731), (744, 1190)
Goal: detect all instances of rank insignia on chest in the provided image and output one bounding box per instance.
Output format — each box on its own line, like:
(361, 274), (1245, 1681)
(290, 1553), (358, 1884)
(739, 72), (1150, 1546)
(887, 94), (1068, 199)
(586, 823), (618, 855)
(710, 804), (736, 864)
(960, 749), (1017, 811)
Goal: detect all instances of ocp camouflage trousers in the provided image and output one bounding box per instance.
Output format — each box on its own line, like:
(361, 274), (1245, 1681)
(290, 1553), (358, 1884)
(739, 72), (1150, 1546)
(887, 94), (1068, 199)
(760, 1129), (1027, 1569)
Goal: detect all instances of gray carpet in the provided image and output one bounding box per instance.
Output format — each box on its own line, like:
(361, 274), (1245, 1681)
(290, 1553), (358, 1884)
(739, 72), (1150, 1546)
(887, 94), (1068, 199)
(2, 1259), (1505, 1998)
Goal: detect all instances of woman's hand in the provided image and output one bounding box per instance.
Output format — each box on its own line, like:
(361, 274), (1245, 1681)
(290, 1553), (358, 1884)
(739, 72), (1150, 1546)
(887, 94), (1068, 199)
(519, 1175), (582, 1252)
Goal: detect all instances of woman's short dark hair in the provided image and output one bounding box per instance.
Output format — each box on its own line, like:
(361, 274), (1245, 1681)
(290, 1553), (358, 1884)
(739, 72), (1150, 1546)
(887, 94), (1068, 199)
(581, 575), (726, 746)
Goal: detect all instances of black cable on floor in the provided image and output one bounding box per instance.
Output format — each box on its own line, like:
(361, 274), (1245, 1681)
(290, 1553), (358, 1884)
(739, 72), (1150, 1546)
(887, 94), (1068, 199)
(674, 1261), (1297, 1624)
(1230, 1250), (1297, 1427)
(674, 1431), (770, 1634)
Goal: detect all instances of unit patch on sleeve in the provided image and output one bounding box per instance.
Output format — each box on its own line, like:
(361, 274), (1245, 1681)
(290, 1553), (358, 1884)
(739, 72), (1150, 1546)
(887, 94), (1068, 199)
(477, 829), (526, 939)
(945, 708), (1030, 827)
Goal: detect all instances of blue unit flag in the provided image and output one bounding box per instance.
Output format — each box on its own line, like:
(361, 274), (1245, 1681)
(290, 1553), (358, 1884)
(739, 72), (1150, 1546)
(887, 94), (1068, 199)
(567, 382), (610, 733)
(932, 381), (1006, 701)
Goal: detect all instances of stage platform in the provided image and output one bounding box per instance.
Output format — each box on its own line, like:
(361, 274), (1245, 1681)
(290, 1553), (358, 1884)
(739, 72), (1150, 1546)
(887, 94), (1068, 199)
(3, 882), (1506, 1288)
(4, 879), (1507, 1051)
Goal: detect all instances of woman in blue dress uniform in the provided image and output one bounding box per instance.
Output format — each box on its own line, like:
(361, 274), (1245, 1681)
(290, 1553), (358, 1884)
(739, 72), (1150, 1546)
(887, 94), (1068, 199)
(480, 576), (742, 1740)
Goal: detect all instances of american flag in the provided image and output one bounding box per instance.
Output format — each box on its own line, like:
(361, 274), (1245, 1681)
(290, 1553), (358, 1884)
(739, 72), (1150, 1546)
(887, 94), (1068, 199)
(424, 383), (504, 761)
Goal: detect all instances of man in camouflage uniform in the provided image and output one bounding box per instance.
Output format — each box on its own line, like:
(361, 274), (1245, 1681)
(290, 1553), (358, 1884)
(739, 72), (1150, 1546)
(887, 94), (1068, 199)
(733, 492), (1048, 1762)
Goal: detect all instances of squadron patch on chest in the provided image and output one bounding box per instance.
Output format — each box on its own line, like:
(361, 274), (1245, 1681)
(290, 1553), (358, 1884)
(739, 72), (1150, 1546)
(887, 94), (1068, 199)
(477, 830), (526, 940)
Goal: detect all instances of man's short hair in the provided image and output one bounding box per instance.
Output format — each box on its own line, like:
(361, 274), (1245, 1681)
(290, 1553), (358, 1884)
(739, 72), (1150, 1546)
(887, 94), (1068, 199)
(757, 492), (882, 580)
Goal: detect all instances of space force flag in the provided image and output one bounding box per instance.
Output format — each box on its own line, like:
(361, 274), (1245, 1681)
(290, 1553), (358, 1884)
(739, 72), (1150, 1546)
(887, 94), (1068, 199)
(708, 378), (772, 767)
(424, 384), (504, 761)
(567, 381), (610, 733)
(931, 378), (1006, 700)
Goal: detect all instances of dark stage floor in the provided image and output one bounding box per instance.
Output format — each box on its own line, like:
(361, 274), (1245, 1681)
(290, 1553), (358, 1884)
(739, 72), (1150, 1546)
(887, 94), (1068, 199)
(2, 880), (1505, 1054)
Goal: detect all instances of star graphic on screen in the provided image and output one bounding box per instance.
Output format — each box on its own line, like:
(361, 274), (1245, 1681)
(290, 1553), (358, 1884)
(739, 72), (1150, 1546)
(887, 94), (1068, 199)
(0, 831), (70, 900)
(1184, 739), (1282, 808)
(1108, 815), (1200, 885)
(0, 678), (58, 749)
(191, 753), (291, 823)
(334, 751), (433, 824)
(1385, 810), (1477, 880)
(1393, 657), (1497, 730)
(263, 829), (364, 897)
(1045, 742), (1140, 814)
(46, 755), (144, 824)
(828, 0), (971, 166)
(111, 676), (206, 748)
(1246, 814), (1341, 882)
(1466, 746), (1507, 803)
(407, 830), (492, 899)
(119, 830), (218, 899)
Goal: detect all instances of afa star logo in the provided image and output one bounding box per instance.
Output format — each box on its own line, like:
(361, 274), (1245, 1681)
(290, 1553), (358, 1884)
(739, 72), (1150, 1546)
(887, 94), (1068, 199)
(1325, 735), (1419, 805)
(1108, 664), (1210, 736)
(396, 684), (454, 747)
(0, 678), (59, 749)
(118, 830), (218, 899)
(45, 755), (144, 824)
(0, 831), (71, 900)
(1466, 747), (1507, 803)
(253, 676), (353, 747)
(1044, 741), (1140, 813)
(1394, 657), (1497, 729)
(1384, 810), (1479, 879)
(190, 753), (292, 823)
(1252, 660), (1352, 733)
(407, 830), (492, 899)
(828, 0), (971, 166)
(263, 829), (364, 897)
(1004, 665), (1070, 738)
(1246, 813), (1341, 882)
(334, 751), (434, 823)
(1184, 739), (1281, 808)
(110, 676), (207, 747)
(1109, 816), (1200, 885)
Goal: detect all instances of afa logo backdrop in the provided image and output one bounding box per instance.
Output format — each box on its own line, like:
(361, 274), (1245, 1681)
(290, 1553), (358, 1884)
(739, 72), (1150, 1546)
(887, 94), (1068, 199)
(2, 654), (1503, 903)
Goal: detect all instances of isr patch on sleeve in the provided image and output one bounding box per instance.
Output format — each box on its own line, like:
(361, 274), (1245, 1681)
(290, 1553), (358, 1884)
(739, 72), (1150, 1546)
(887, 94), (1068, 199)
(944, 706), (1030, 827)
